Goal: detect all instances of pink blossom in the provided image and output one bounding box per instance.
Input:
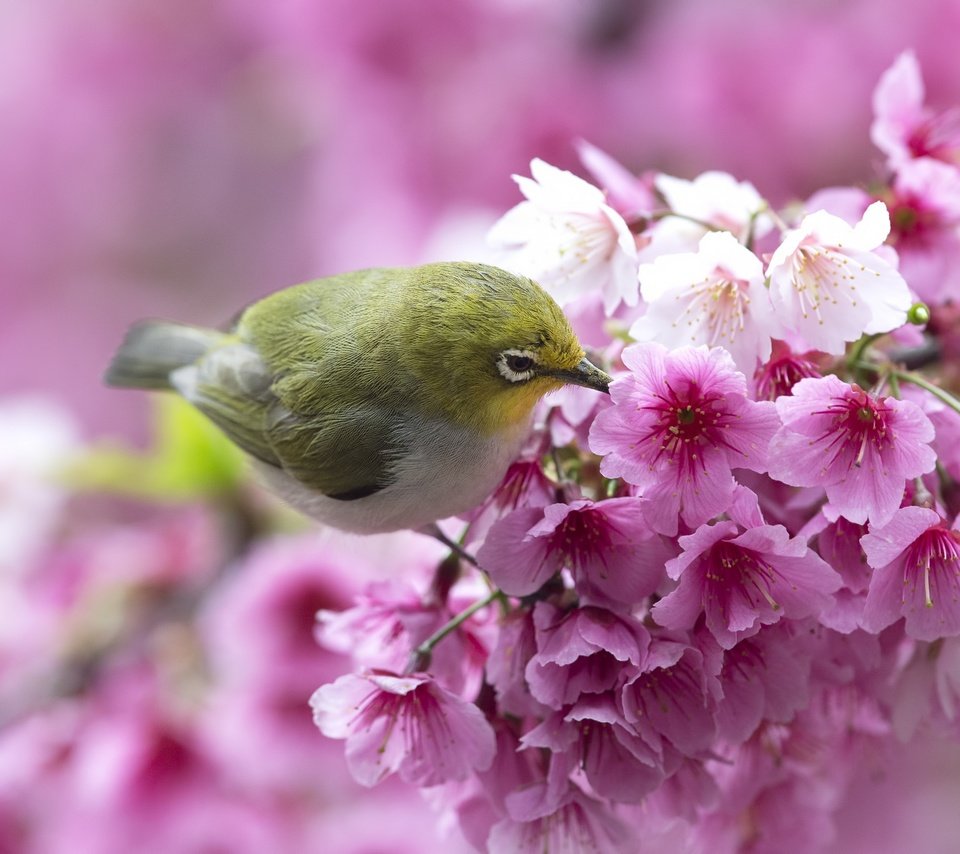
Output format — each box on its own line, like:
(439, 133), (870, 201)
(317, 580), (490, 698)
(699, 681), (889, 854)
(861, 506), (960, 641)
(753, 342), (821, 401)
(310, 670), (495, 787)
(653, 516), (841, 649)
(451, 723), (541, 850)
(485, 609), (545, 719)
(490, 783), (635, 853)
(706, 626), (812, 742)
(812, 516), (870, 590)
(575, 139), (655, 221)
(900, 382), (960, 481)
(640, 754), (719, 824)
(316, 580), (424, 672)
(884, 157), (960, 304)
(589, 343), (780, 535)
(620, 641), (717, 759)
(487, 158), (640, 313)
(768, 375), (936, 527)
(872, 50), (960, 169)
(766, 201), (912, 354)
(630, 231), (778, 375)
(477, 496), (670, 605)
(525, 604), (649, 709)
(733, 471), (824, 538)
(520, 692), (663, 803)
(811, 515), (872, 633)
(462, 459), (556, 547)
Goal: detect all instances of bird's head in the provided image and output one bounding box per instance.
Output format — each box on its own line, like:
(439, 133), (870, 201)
(401, 263), (611, 434)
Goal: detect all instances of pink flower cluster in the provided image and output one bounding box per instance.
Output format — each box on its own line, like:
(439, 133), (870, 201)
(0, 410), (470, 854)
(311, 54), (960, 852)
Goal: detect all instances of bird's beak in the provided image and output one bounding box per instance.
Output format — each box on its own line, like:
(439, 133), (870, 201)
(553, 357), (612, 394)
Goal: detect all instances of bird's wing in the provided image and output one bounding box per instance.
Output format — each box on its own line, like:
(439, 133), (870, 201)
(171, 338), (399, 500)
(265, 402), (400, 500)
(170, 340), (281, 467)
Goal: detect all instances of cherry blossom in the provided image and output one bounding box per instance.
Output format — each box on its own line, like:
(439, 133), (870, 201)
(476, 496), (670, 604)
(487, 158), (640, 313)
(524, 604), (649, 709)
(768, 375), (935, 527)
(589, 343), (780, 535)
(620, 642), (717, 759)
(310, 670), (495, 787)
(753, 342), (821, 401)
(872, 50), (960, 169)
(861, 506), (960, 641)
(653, 516), (841, 649)
(883, 157), (960, 304)
(489, 783), (635, 854)
(655, 170), (772, 242)
(519, 693), (664, 803)
(630, 231), (778, 374)
(766, 201), (912, 354)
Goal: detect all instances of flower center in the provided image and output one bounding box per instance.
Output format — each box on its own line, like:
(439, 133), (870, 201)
(815, 388), (891, 468)
(792, 244), (862, 320)
(907, 110), (960, 164)
(905, 527), (960, 609)
(886, 193), (944, 248)
(674, 275), (750, 347)
(756, 355), (820, 400)
(707, 541), (780, 611)
(554, 509), (616, 572)
(644, 381), (736, 474)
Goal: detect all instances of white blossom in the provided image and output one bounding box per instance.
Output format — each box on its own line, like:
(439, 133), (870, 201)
(488, 158), (639, 314)
(766, 201), (912, 354)
(630, 231), (778, 374)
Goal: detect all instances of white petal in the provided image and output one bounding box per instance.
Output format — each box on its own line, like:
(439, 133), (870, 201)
(800, 209), (857, 249)
(850, 201), (891, 251)
(487, 201), (540, 248)
(698, 230), (764, 281)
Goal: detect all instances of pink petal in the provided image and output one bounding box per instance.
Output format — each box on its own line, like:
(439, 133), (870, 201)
(861, 506), (940, 568)
(478, 506), (557, 596)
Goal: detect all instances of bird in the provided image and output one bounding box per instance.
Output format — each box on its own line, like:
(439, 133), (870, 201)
(105, 261), (611, 534)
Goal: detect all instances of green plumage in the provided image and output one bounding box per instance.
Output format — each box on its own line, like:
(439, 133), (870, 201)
(105, 262), (589, 505)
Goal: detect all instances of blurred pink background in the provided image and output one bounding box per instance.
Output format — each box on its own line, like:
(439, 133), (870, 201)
(4, 1), (960, 851)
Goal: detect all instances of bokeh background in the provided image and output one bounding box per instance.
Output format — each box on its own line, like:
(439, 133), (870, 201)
(3, 0), (960, 851)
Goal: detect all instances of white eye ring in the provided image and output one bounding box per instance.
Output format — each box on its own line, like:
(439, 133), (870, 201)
(497, 348), (538, 383)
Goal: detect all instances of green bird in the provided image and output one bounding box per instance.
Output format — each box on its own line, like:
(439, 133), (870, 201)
(105, 262), (611, 533)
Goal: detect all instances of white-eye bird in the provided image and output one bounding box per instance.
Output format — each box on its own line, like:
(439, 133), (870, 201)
(105, 261), (611, 533)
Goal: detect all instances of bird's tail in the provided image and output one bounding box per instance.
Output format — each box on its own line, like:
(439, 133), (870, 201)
(104, 320), (223, 390)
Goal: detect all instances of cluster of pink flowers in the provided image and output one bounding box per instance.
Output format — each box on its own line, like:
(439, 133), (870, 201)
(312, 54), (960, 851)
(0, 397), (469, 852)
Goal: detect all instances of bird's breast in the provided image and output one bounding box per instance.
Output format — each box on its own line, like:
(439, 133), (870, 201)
(253, 413), (532, 534)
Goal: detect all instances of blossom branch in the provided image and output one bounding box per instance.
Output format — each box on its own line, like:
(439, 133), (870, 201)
(406, 589), (503, 673)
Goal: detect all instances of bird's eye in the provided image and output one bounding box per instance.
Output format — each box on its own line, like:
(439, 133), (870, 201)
(506, 354), (534, 372)
(497, 349), (538, 383)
